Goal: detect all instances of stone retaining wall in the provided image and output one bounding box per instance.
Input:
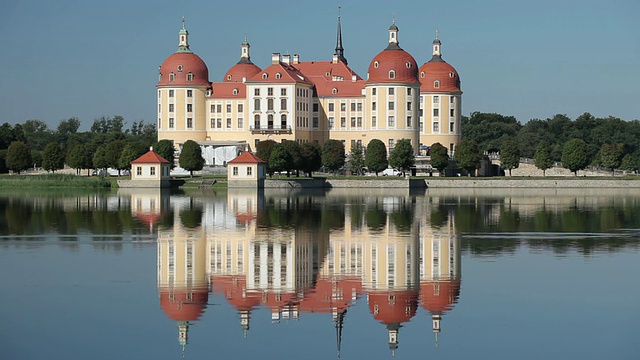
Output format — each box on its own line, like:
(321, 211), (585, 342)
(424, 178), (640, 188)
(117, 180), (170, 188)
(263, 178), (427, 189)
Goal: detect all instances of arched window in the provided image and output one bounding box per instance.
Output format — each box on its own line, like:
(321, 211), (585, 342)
(262, 73), (268, 79)
(169, 72), (175, 82)
(227, 75), (232, 81)
(158, 74), (162, 82)
(275, 73), (281, 79)
(406, 62), (412, 68)
(267, 114), (274, 129)
(449, 72), (455, 78)
(233, 89), (238, 95)
(254, 114), (260, 129)
(389, 70), (396, 79)
(332, 88), (338, 94)
(434, 80), (440, 89)
(374, 61), (379, 68)
(421, 71), (425, 78)
(187, 72), (194, 81)
(280, 114), (287, 129)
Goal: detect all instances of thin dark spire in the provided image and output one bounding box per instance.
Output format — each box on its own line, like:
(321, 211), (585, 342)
(335, 6), (348, 64)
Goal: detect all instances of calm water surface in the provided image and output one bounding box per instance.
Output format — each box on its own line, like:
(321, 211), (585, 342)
(1, 188), (639, 360)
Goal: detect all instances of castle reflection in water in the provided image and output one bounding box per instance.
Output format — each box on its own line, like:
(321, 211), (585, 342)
(131, 188), (461, 355)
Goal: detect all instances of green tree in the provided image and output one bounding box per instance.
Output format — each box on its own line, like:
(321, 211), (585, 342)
(621, 152), (640, 174)
(153, 139), (175, 168)
(300, 142), (322, 177)
(256, 140), (277, 176)
(365, 139), (388, 175)
(461, 112), (522, 152)
(321, 139), (345, 174)
(6, 141), (32, 174)
(93, 145), (109, 173)
(0, 150), (7, 174)
(105, 140), (126, 175)
(388, 138), (415, 175)
(499, 139), (520, 176)
(31, 149), (43, 169)
(454, 139), (481, 175)
(534, 142), (554, 176)
(597, 143), (623, 175)
(57, 117), (81, 135)
(179, 140), (204, 177)
(269, 143), (292, 175)
(280, 140), (302, 176)
(42, 142), (65, 172)
(118, 144), (141, 172)
(68, 143), (94, 175)
(429, 142), (449, 173)
(562, 138), (590, 176)
(349, 142), (365, 176)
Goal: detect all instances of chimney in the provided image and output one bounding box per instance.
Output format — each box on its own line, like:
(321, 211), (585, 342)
(282, 54), (291, 65)
(271, 53), (281, 65)
(332, 54), (339, 64)
(293, 54), (300, 64)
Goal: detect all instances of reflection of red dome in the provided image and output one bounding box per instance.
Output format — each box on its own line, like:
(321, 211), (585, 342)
(159, 287), (209, 321)
(298, 277), (363, 313)
(419, 60), (461, 92)
(261, 291), (298, 310)
(235, 212), (256, 225)
(367, 49), (419, 84)
(158, 52), (210, 87)
(211, 275), (261, 311)
(419, 280), (461, 314)
(368, 290), (419, 324)
(224, 61), (261, 82)
(135, 213), (162, 229)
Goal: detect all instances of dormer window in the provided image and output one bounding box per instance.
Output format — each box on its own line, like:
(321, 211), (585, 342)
(374, 61), (379, 68)
(275, 73), (281, 79)
(177, 65), (183, 72)
(389, 70), (396, 79)
(450, 72), (455, 78)
(421, 71), (425, 78)
(434, 80), (440, 88)
(207, 89), (212, 96)
(262, 73), (268, 79)
(406, 62), (412, 68)
(332, 88), (338, 94)
(158, 74), (162, 81)
(233, 89), (238, 95)
(326, 72), (330, 76)
(169, 72), (175, 82)
(227, 75), (232, 81)
(187, 72), (194, 81)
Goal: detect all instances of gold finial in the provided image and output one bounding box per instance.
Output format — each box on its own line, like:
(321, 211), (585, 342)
(436, 27), (439, 40)
(338, 5), (341, 20)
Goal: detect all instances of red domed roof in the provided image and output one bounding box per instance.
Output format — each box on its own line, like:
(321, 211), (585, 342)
(298, 277), (363, 313)
(224, 61), (262, 82)
(368, 290), (419, 324)
(419, 59), (461, 92)
(211, 275), (261, 311)
(158, 52), (210, 87)
(159, 288), (209, 321)
(419, 280), (461, 314)
(367, 49), (419, 84)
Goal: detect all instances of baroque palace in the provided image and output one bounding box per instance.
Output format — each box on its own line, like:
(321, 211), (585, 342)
(157, 16), (462, 162)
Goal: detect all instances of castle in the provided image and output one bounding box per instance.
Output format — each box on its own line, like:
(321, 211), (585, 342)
(157, 16), (462, 161)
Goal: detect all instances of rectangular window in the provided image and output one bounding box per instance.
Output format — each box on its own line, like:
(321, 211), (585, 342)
(136, 167), (142, 176)
(313, 103), (319, 112)
(450, 122), (455, 132)
(281, 98), (287, 110)
(169, 90), (174, 98)
(351, 117), (356, 127)
(254, 88), (260, 96)
(169, 104), (174, 112)
(329, 103), (334, 112)
(227, 118), (232, 128)
(388, 116), (395, 127)
(357, 103), (363, 111)
(169, 118), (174, 128)
(187, 118), (193, 128)
(434, 122), (440, 132)
(389, 139), (395, 150)
(351, 103), (356, 111)
(341, 102), (346, 111)
(329, 117), (334, 129)
(238, 118), (244, 128)
(238, 103), (243, 112)
(351, 139), (356, 148)
(187, 104), (192, 112)
(341, 117), (346, 127)
(372, 88), (377, 96)
(187, 90), (192, 97)
(217, 118), (222, 128)
(233, 167), (238, 176)
(247, 167), (252, 176)
(158, 118), (162, 128)
(388, 101), (395, 111)
(433, 108), (440, 117)
(210, 118), (214, 128)
(226, 104), (231, 112)
(281, 88), (287, 96)
(150, 167), (156, 176)
(372, 116), (377, 127)
(267, 98), (274, 110)
(407, 88), (412, 95)
(388, 88), (395, 95)
(313, 117), (319, 128)
(254, 99), (260, 111)
(357, 117), (362, 127)
(450, 96), (455, 104)
(407, 102), (412, 111)
(217, 104), (222, 113)
(210, 104), (215, 113)
(407, 116), (412, 127)
(450, 108), (455, 117)
(420, 121), (424, 132)
(433, 96), (439, 104)
(268, 87), (273, 96)
(372, 102), (377, 111)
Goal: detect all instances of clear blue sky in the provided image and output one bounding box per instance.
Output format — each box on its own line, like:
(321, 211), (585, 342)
(1, 0), (638, 131)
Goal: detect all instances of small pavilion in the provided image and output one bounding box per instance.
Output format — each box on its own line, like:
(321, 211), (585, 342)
(227, 152), (266, 188)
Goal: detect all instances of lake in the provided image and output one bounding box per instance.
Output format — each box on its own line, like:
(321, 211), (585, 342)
(1, 187), (638, 359)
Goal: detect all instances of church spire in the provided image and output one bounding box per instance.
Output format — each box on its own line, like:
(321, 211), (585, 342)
(238, 34), (254, 64)
(334, 6), (348, 65)
(177, 16), (192, 53)
(334, 309), (346, 359)
(430, 27), (444, 62)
